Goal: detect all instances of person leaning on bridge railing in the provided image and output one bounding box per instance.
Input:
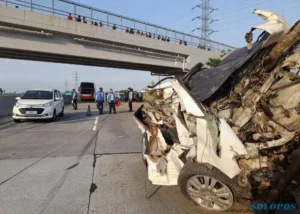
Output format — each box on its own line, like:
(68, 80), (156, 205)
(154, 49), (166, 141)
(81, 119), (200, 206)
(67, 13), (73, 21)
(61, 10), (212, 49)
(76, 15), (81, 23)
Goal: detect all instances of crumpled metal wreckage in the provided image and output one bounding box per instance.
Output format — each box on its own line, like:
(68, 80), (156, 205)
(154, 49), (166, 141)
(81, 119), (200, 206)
(134, 9), (300, 212)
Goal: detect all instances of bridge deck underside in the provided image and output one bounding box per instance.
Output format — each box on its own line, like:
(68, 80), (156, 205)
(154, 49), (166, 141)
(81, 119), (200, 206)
(0, 47), (182, 74)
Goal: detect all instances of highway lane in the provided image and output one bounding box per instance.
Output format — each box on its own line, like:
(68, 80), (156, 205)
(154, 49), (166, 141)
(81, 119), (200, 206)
(0, 102), (214, 214)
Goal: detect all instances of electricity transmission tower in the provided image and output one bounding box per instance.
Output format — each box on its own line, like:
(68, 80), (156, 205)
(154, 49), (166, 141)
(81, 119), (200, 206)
(192, 0), (218, 44)
(64, 79), (68, 92)
(73, 72), (80, 90)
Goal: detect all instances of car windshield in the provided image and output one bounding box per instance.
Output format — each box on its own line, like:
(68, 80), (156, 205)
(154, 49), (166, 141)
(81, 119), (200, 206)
(21, 91), (53, 99)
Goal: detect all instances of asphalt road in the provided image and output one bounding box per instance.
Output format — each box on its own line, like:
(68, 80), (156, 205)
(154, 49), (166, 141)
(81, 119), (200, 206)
(0, 102), (205, 214)
(0, 102), (253, 214)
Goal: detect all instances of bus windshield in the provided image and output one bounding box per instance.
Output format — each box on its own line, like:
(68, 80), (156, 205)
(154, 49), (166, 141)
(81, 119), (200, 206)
(80, 82), (94, 88)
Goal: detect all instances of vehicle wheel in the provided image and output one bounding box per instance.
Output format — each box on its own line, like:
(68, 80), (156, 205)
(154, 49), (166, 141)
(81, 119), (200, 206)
(14, 119), (21, 123)
(178, 162), (237, 212)
(60, 107), (64, 117)
(51, 109), (57, 122)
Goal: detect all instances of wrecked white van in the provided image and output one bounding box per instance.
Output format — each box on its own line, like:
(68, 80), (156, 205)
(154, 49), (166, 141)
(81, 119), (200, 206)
(134, 10), (300, 212)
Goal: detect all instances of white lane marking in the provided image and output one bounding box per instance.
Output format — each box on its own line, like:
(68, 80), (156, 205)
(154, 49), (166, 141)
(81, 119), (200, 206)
(93, 116), (99, 131)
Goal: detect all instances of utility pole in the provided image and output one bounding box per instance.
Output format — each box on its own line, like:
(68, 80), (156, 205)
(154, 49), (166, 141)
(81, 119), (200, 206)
(192, 0), (218, 46)
(73, 72), (80, 90)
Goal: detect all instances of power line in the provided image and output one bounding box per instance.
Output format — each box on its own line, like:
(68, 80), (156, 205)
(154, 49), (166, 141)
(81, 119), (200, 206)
(216, 0), (262, 11)
(213, 5), (300, 28)
(191, 0), (218, 43)
(215, 0), (298, 21)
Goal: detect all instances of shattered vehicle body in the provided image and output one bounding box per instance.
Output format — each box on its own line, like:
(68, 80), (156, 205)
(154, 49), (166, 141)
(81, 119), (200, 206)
(134, 9), (300, 212)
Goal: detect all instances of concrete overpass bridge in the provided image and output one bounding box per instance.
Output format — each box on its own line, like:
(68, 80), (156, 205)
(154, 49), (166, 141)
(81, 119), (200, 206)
(0, 0), (235, 75)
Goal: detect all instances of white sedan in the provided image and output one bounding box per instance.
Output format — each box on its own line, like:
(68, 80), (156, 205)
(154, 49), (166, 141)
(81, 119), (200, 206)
(12, 89), (64, 122)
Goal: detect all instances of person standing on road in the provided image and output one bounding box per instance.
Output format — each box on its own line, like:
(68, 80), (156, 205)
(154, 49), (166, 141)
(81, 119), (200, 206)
(96, 87), (105, 114)
(107, 89), (116, 114)
(72, 89), (78, 110)
(128, 88), (133, 112)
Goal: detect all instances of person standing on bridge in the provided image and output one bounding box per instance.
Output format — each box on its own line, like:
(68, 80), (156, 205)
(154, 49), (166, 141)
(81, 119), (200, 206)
(113, 24), (117, 30)
(83, 17), (87, 24)
(96, 87), (105, 115)
(128, 88), (133, 112)
(72, 89), (78, 110)
(67, 13), (73, 21)
(76, 15), (81, 23)
(107, 89), (116, 114)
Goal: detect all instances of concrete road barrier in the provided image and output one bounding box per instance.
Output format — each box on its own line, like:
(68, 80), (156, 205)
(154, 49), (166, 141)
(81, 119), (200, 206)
(0, 95), (73, 117)
(0, 96), (18, 117)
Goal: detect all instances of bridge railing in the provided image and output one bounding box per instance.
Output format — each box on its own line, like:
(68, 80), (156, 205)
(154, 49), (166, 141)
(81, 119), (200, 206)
(0, 0), (235, 52)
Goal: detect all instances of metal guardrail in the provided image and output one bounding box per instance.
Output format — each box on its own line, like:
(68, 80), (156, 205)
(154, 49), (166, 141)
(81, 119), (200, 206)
(0, 0), (235, 52)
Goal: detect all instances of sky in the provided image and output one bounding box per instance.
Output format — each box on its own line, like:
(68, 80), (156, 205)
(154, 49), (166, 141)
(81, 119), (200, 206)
(0, 0), (299, 93)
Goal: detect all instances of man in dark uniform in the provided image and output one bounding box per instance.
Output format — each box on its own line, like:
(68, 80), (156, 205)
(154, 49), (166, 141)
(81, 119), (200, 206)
(96, 87), (105, 114)
(107, 89), (116, 114)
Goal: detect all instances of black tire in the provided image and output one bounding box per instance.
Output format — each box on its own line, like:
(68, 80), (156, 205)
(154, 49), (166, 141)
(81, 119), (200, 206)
(178, 162), (240, 213)
(14, 119), (21, 123)
(60, 107), (64, 117)
(51, 109), (57, 122)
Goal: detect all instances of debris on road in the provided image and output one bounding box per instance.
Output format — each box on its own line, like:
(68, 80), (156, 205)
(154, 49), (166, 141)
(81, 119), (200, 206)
(134, 9), (300, 211)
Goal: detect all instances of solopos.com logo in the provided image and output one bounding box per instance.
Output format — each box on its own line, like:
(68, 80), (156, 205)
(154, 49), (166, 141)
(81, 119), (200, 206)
(252, 203), (297, 211)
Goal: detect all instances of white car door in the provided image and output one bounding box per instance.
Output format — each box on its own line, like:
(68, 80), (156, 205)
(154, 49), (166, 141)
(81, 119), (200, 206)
(54, 91), (62, 113)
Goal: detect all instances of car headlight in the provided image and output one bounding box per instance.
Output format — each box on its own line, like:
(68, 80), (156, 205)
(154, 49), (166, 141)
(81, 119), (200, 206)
(15, 102), (20, 107)
(43, 102), (53, 107)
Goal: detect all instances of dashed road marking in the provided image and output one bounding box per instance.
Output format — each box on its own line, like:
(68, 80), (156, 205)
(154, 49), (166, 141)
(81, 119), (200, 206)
(93, 116), (99, 131)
